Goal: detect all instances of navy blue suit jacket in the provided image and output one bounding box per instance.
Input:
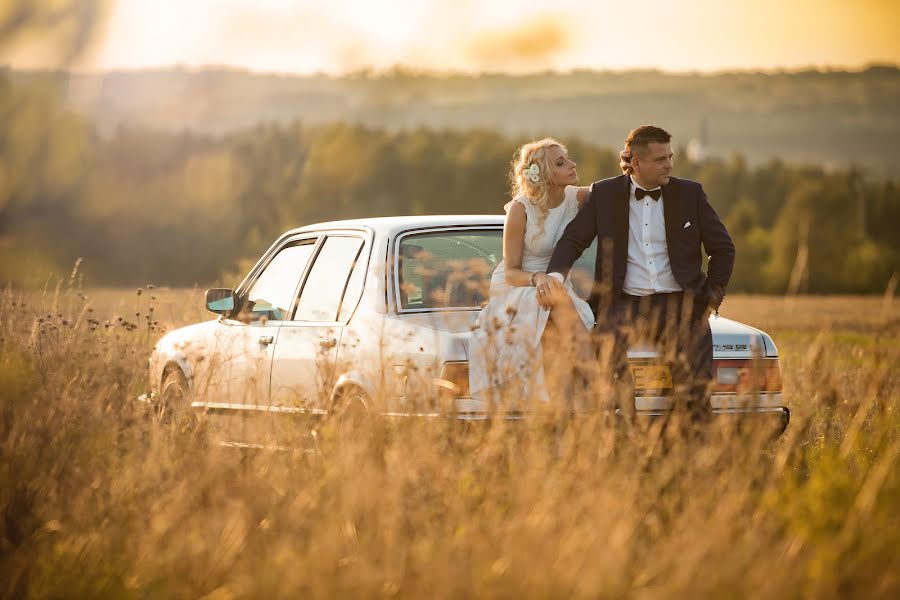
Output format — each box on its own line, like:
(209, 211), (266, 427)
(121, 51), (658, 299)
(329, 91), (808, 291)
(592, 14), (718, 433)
(547, 175), (735, 316)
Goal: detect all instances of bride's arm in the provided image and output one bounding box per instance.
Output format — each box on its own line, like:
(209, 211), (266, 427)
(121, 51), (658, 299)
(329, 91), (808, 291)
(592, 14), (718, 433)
(502, 202), (537, 287)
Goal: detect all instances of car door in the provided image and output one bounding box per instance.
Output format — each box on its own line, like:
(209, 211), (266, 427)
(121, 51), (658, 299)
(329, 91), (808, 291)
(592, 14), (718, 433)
(269, 233), (368, 413)
(201, 238), (317, 409)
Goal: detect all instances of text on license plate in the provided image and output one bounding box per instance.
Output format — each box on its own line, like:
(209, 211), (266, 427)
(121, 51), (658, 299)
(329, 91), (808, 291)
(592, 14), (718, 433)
(630, 364), (673, 389)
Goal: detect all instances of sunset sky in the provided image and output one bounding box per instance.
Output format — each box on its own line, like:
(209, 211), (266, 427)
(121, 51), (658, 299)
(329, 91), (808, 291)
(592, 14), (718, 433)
(5, 0), (900, 73)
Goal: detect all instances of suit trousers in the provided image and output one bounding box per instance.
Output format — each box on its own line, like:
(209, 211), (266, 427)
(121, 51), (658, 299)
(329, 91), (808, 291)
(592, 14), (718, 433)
(598, 291), (713, 411)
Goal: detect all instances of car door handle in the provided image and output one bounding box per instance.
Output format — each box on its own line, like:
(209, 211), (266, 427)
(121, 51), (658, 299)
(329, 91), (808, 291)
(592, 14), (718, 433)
(319, 337), (337, 348)
(258, 335), (274, 346)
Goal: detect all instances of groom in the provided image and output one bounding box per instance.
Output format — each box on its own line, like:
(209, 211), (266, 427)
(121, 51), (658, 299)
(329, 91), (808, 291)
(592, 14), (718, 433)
(536, 125), (735, 411)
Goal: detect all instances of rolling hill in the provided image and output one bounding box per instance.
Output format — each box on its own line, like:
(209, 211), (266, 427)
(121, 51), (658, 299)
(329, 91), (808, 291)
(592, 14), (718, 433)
(13, 65), (900, 176)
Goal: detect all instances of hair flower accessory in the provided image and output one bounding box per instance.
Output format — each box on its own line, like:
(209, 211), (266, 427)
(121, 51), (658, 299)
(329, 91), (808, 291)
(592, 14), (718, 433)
(524, 163), (541, 183)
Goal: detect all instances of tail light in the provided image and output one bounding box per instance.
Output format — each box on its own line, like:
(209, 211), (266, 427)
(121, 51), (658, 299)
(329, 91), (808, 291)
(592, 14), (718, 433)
(712, 358), (783, 393)
(435, 361), (470, 397)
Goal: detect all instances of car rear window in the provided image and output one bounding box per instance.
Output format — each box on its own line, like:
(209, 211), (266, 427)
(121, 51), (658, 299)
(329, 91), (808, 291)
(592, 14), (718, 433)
(398, 231), (501, 310)
(397, 229), (598, 311)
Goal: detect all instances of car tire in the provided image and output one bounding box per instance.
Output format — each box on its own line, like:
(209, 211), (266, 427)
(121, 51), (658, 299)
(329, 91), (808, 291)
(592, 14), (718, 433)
(319, 386), (383, 458)
(336, 386), (368, 421)
(335, 386), (374, 437)
(158, 367), (192, 425)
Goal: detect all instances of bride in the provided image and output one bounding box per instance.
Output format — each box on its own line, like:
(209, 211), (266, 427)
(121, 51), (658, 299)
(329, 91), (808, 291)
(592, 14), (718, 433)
(469, 138), (596, 401)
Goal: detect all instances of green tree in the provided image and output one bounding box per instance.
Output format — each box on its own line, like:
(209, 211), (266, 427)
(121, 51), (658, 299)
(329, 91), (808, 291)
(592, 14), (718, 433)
(725, 198), (771, 292)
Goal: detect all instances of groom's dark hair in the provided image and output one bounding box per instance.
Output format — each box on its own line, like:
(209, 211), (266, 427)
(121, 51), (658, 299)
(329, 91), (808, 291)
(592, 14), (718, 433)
(626, 125), (672, 156)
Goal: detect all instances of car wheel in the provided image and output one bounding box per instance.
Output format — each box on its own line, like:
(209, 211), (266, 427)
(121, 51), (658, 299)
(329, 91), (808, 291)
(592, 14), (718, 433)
(318, 386), (382, 458)
(337, 387), (370, 428)
(158, 368), (192, 425)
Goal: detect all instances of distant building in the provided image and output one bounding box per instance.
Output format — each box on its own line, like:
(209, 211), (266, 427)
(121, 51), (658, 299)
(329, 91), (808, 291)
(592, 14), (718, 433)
(686, 116), (709, 162)
(686, 138), (707, 162)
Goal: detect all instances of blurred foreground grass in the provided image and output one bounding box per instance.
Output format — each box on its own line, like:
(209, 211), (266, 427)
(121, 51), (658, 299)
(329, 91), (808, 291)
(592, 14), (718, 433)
(1, 287), (898, 598)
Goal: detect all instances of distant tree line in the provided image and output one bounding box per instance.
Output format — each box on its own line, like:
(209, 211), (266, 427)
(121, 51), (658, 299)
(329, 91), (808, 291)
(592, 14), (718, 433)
(1, 74), (897, 293)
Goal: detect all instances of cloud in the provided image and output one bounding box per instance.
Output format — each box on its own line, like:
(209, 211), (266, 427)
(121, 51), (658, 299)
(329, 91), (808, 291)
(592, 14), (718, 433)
(35, 0), (899, 75)
(462, 17), (572, 71)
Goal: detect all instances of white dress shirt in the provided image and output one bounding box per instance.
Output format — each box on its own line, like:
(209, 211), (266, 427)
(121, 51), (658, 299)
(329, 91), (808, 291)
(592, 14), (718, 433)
(546, 178), (683, 294)
(623, 176), (682, 296)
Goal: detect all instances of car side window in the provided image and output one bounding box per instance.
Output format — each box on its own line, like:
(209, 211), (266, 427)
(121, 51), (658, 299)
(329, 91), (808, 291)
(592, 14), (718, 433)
(294, 236), (364, 322)
(241, 240), (316, 323)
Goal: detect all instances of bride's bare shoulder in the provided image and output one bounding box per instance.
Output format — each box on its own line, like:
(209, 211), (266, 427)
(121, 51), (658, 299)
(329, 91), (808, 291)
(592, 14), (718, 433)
(503, 197), (526, 222)
(504, 195), (528, 215)
(574, 186), (591, 208)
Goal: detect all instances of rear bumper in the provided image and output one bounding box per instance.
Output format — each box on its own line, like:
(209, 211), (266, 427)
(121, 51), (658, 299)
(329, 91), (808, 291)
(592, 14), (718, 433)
(635, 405), (789, 422)
(455, 393), (785, 412)
(637, 392), (784, 411)
(447, 406), (789, 420)
(445, 406), (789, 438)
(447, 394), (789, 431)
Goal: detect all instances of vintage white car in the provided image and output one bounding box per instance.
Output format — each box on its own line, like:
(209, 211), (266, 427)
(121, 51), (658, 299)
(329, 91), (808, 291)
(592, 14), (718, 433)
(147, 216), (787, 429)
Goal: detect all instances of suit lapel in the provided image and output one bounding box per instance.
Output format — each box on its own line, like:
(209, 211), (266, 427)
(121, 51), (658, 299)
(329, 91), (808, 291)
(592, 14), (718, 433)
(662, 178), (680, 261)
(613, 175), (630, 273)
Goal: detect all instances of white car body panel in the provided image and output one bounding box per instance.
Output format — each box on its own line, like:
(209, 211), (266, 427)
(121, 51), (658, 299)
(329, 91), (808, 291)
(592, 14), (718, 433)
(269, 321), (342, 410)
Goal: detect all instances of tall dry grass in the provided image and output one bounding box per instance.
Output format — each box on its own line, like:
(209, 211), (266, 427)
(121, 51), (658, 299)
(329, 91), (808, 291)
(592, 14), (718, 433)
(1, 284), (898, 598)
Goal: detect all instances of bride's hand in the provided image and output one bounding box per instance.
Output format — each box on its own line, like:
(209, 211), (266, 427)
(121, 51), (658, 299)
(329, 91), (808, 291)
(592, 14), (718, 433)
(532, 273), (564, 310)
(620, 147), (633, 174)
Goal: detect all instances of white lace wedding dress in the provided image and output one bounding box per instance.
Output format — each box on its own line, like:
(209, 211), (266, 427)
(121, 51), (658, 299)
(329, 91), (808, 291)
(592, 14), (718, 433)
(468, 185), (595, 400)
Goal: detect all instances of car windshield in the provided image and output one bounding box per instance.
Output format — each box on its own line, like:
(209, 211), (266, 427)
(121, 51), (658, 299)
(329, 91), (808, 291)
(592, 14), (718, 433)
(397, 229), (597, 310)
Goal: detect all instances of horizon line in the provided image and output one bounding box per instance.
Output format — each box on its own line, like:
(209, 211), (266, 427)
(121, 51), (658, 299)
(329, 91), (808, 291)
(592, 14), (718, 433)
(5, 61), (899, 79)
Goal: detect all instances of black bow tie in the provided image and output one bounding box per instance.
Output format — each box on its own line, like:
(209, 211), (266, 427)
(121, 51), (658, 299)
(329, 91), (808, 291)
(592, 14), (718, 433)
(635, 188), (661, 201)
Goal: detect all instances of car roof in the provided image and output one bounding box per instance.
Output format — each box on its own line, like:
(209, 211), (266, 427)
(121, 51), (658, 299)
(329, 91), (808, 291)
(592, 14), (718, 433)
(288, 215), (506, 238)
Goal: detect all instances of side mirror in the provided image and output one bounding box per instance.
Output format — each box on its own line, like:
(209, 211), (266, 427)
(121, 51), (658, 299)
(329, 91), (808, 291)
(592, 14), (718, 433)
(205, 288), (235, 315)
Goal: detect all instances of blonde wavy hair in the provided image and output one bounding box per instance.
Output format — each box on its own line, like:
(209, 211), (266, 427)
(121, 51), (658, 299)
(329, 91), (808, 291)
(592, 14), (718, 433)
(508, 138), (567, 234)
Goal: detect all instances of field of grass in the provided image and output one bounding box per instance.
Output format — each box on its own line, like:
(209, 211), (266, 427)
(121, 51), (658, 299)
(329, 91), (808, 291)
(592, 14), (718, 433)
(1, 285), (898, 598)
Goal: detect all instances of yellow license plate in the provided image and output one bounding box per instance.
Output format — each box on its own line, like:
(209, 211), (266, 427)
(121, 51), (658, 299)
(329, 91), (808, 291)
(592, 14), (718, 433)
(630, 364), (673, 389)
